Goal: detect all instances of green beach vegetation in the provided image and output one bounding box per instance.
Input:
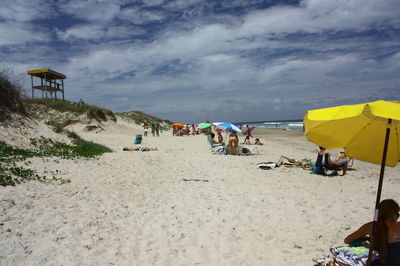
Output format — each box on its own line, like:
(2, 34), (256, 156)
(0, 69), (27, 121)
(1, 68), (170, 186)
(23, 98), (113, 116)
(116, 111), (172, 129)
(0, 70), (113, 186)
(0, 135), (112, 186)
(24, 98), (171, 132)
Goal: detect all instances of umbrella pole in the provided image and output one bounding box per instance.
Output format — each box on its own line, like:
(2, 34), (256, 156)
(367, 119), (392, 266)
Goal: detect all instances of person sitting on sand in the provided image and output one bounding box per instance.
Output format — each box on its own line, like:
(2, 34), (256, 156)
(228, 132), (239, 155)
(335, 151), (351, 164)
(217, 132), (224, 144)
(316, 146), (345, 176)
(123, 147), (158, 151)
(344, 199), (400, 266)
(331, 150), (351, 175)
(209, 133), (219, 144)
(254, 138), (263, 145)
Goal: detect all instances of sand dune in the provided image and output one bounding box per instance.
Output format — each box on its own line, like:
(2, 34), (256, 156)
(1, 121), (399, 265)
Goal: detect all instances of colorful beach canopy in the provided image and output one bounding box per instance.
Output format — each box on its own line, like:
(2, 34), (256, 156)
(213, 122), (242, 133)
(200, 123), (213, 129)
(171, 123), (184, 127)
(304, 100), (400, 265)
(244, 126), (256, 136)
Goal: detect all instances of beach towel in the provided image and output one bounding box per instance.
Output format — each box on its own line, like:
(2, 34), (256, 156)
(330, 246), (379, 266)
(212, 145), (226, 155)
(313, 255), (339, 266)
(278, 156), (312, 168)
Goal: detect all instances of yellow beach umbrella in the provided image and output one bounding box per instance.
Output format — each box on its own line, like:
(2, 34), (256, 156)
(304, 100), (400, 265)
(304, 100), (400, 166)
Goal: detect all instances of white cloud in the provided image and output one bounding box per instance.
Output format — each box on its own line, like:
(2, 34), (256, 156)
(119, 7), (166, 24)
(56, 22), (145, 41)
(59, 0), (121, 22)
(239, 0), (400, 38)
(57, 24), (105, 40)
(0, 21), (49, 46)
(0, 0), (56, 22)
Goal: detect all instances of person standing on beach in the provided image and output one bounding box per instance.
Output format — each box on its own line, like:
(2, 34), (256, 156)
(151, 124), (156, 136)
(243, 125), (253, 144)
(143, 123), (149, 137)
(156, 123), (160, 137)
(228, 132), (239, 155)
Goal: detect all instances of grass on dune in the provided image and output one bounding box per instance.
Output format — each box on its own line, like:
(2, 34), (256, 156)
(0, 136), (112, 186)
(23, 98), (112, 115)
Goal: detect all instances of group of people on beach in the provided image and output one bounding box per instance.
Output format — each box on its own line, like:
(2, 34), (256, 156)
(208, 125), (263, 155)
(142, 123), (161, 137)
(172, 124), (200, 136)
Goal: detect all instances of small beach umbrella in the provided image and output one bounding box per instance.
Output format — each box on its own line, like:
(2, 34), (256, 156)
(200, 123), (213, 129)
(244, 126), (256, 136)
(303, 100), (400, 265)
(214, 122), (242, 134)
(171, 123), (184, 128)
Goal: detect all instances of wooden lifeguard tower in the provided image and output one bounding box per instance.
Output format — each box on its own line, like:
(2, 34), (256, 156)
(27, 68), (66, 100)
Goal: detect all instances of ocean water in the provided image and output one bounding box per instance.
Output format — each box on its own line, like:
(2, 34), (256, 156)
(237, 120), (304, 131)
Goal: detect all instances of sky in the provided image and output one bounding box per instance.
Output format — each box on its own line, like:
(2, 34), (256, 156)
(1, 0), (400, 123)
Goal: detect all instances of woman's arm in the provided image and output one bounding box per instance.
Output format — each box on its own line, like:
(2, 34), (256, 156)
(344, 222), (373, 244)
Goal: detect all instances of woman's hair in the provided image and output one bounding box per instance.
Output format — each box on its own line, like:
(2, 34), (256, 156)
(210, 133), (215, 138)
(374, 199), (399, 263)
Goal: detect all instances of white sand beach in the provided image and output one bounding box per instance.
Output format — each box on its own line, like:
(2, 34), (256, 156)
(1, 121), (399, 265)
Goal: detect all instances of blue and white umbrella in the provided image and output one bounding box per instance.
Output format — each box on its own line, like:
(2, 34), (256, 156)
(214, 122), (242, 134)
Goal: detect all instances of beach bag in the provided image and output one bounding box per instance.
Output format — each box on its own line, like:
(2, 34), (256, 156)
(311, 164), (319, 174)
(241, 147), (252, 155)
(312, 164), (326, 175)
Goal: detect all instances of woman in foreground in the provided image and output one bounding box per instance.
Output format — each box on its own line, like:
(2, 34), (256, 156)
(344, 199), (400, 266)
